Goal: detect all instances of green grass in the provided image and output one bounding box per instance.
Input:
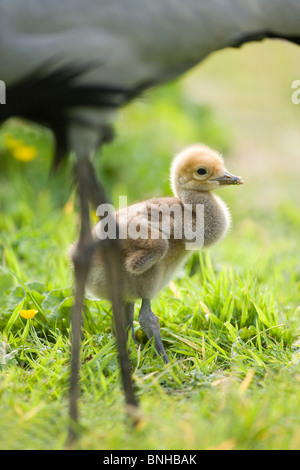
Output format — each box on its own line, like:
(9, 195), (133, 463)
(1, 41), (300, 450)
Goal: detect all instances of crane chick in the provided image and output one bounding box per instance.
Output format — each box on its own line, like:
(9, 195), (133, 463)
(81, 144), (244, 363)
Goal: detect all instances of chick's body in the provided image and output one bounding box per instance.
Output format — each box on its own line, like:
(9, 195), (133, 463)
(87, 192), (230, 300)
(78, 143), (243, 363)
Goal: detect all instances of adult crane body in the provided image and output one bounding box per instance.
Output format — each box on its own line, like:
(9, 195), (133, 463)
(1, 0), (300, 160)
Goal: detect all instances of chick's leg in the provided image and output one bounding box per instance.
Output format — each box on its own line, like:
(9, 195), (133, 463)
(124, 301), (137, 345)
(138, 298), (169, 364)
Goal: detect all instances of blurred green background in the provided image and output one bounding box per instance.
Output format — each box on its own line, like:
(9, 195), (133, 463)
(0, 39), (300, 450)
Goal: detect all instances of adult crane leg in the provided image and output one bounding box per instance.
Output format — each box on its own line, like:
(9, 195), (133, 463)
(85, 158), (139, 411)
(68, 157), (93, 445)
(67, 154), (138, 446)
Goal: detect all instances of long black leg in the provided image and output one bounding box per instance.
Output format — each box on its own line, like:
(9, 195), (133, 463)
(85, 159), (138, 412)
(67, 159), (95, 446)
(67, 157), (139, 446)
(101, 242), (138, 412)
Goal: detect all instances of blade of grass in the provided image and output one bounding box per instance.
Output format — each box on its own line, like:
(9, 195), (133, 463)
(252, 301), (272, 328)
(8, 269), (48, 324)
(4, 299), (24, 335)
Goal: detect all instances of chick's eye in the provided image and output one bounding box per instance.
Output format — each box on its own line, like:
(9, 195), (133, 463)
(196, 167), (207, 176)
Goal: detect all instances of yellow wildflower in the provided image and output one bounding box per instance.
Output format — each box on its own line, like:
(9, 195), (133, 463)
(20, 309), (38, 319)
(5, 134), (37, 162)
(12, 145), (37, 162)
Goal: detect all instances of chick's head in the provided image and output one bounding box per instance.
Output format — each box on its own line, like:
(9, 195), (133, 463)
(171, 144), (244, 197)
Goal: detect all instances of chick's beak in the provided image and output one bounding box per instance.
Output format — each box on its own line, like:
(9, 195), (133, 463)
(213, 171), (244, 185)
